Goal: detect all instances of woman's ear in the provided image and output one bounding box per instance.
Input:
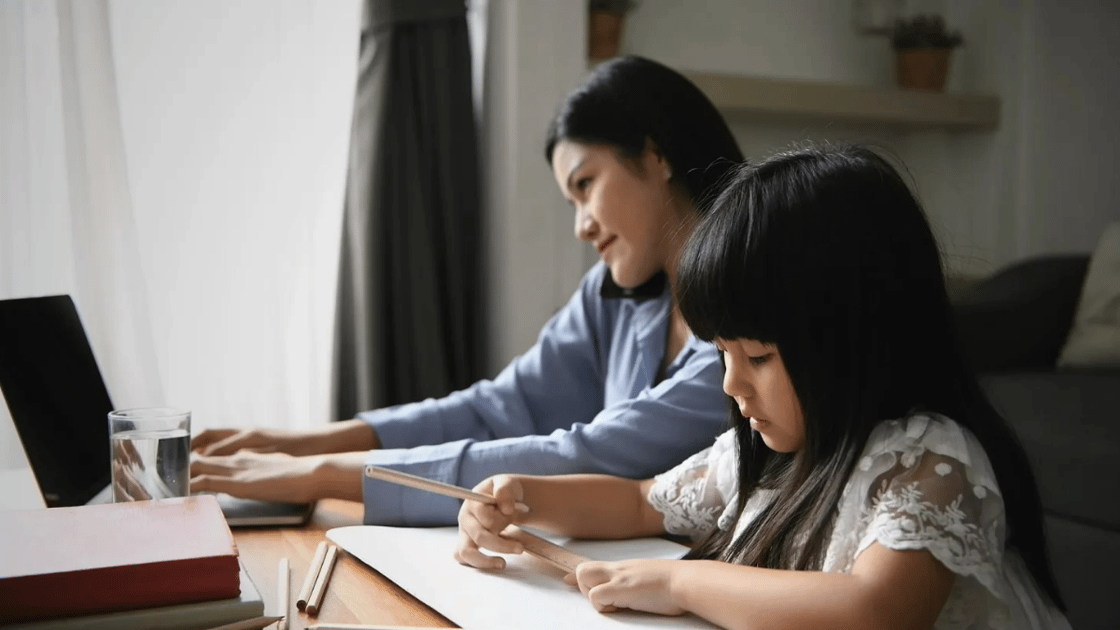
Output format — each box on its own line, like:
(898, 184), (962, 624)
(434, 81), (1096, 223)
(644, 137), (672, 181)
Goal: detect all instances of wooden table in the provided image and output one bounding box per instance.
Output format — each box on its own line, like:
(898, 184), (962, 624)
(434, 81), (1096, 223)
(232, 499), (456, 629)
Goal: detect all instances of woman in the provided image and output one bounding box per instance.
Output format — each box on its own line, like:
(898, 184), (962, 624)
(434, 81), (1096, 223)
(455, 145), (1068, 629)
(190, 56), (746, 526)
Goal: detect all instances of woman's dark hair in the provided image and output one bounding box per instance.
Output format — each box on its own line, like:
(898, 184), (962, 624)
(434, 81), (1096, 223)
(545, 55), (743, 210)
(675, 144), (1064, 609)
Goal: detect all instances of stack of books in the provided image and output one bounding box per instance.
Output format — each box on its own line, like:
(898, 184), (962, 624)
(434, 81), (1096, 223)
(0, 495), (264, 629)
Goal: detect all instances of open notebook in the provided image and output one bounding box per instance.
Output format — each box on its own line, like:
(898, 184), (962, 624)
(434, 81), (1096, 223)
(0, 294), (313, 526)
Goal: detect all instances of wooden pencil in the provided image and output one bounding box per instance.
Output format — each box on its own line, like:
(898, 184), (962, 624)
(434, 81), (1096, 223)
(363, 465), (495, 504)
(305, 544), (340, 616)
(277, 557), (290, 630)
(297, 541), (329, 610)
(362, 465), (587, 572)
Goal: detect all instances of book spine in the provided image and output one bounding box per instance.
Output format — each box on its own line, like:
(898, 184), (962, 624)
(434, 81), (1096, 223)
(0, 556), (240, 624)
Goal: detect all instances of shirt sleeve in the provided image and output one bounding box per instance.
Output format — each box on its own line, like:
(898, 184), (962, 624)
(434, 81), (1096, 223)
(647, 429), (738, 538)
(356, 264), (609, 450)
(356, 265), (731, 525)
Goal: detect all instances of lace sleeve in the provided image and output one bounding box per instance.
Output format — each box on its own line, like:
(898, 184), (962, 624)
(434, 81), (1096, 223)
(646, 429), (738, 538)
(842, 415), (1009, 600)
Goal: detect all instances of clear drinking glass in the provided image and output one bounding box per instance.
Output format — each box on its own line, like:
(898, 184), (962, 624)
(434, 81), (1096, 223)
(109, 407), (191, 502)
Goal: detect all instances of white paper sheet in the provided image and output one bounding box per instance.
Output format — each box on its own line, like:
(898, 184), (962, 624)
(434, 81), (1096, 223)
(327, 526), (721, 630)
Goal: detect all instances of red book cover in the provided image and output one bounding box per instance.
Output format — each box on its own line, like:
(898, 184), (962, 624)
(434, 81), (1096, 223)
(0, 495), (240, 624)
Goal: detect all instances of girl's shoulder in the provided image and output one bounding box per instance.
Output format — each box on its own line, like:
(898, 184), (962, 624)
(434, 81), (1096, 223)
(856, 411), (1002, 501)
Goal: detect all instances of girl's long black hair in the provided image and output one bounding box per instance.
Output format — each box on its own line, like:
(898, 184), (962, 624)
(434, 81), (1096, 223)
(545, 55), (743, 210)
(674, 144), (1064, 610)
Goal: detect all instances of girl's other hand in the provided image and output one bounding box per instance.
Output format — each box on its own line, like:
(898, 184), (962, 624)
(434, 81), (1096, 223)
(565, 559), (686, 616)
(454, 474), (530, 569)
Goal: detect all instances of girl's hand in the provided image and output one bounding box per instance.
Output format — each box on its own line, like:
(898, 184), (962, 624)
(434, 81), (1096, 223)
(565, 559), (687, 616)
(454, 475), (530, 569)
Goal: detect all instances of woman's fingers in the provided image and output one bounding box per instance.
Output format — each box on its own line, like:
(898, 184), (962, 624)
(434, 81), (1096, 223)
(198, 430), (264, 456)
(189, 453), (238, 477)
(190, 428), (236, 453)
(112, 459), (152, 501)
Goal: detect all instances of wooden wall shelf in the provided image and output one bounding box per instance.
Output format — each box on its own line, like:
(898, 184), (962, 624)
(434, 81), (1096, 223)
(681, 71), (1001, 131)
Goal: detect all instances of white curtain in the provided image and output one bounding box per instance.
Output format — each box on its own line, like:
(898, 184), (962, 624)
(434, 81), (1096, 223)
(1, 0), (359, 470)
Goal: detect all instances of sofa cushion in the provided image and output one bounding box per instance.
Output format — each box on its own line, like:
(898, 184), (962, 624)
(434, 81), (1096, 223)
(1044, 514), (1120, 630)
(980, 371), (1120, 528)
(1058, 221), (1120, 368)
(955, 256), (1089, 372)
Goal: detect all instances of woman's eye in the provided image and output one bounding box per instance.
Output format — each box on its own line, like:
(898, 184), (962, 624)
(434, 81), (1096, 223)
(575, 177), (592, 192)
(748, 354), (771, 366)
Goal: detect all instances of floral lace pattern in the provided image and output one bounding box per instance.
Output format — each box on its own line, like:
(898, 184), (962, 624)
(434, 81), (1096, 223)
(647, 413), (1070, 630)
(647, 429), (736, 537)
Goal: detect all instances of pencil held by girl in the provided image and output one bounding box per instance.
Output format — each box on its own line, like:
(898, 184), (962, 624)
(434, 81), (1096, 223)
(455, 145), (1069, 630)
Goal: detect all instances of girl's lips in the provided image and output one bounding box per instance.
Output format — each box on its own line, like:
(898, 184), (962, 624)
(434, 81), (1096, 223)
(597, 236), (616, 254)
(748, 417), (767, 430)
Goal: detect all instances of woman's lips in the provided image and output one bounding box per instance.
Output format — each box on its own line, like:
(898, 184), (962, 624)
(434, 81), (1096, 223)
(597, 236), (616, 254)
(748, 417), (767, 430)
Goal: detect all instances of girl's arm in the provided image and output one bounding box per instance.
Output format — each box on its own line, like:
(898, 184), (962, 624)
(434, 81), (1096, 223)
(455, 474), (666, 569)
(575, 541), (954, 630)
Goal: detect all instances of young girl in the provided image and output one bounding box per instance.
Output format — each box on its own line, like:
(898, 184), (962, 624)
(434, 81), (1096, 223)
(455, 145), (1070, 629)
(190, 56), (745, 526)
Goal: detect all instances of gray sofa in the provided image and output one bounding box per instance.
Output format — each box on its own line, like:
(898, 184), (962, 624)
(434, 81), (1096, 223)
(953, 254), (1120, 630)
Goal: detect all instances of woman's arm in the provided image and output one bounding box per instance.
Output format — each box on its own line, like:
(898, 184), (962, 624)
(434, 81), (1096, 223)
(192, 418), (378, 456)
(575, 542), (954, 630)
(190, 450), (368, 503)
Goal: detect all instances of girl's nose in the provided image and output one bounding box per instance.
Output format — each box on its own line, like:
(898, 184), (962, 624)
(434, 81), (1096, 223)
(723, 362), (753, 399)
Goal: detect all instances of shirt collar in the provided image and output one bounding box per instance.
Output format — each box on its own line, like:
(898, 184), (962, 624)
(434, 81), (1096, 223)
(599, 269), (667, 300)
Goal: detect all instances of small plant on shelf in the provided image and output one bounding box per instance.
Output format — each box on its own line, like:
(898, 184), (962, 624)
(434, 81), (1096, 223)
(890, 14), (963, 50)
(588, 0), (636, 60)
(889, 14), (963, 92)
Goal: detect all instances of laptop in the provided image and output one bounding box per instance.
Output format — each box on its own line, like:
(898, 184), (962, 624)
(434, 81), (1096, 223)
(0, 294), (314, 526)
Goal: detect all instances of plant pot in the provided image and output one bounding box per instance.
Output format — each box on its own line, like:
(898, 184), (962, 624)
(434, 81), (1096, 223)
(588, 10), (626, 59)
(894, 48), (953, 92)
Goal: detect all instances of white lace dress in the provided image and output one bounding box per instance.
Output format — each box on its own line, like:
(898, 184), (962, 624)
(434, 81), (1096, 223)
(647, 413), (1070, 630)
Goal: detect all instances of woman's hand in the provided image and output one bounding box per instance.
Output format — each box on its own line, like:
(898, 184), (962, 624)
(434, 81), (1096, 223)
(191, 419), (379, 457)
(566, 559), (686, 616)
(454, 475), (531, 570)
(189, 451), (367, 503)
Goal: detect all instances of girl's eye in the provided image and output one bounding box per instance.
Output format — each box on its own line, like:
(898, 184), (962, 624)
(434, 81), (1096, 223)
(575, 177), (592, 192)
(748, 354), (771, 366)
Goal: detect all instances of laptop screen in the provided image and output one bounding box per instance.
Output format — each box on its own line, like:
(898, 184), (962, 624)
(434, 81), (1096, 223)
(0, 295), (113, 507)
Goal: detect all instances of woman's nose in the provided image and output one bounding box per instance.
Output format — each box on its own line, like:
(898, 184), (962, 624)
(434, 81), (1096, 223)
(574, 206), (597, 241)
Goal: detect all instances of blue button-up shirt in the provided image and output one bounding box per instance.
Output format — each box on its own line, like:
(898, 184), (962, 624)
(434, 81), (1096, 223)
(356, 262), (729, 525)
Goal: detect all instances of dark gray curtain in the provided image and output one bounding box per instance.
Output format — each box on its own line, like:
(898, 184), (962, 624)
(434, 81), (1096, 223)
(332, 0), (485, 420)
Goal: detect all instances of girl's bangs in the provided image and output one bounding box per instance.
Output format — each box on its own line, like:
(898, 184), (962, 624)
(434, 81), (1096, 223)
(677, 177), (784, 345)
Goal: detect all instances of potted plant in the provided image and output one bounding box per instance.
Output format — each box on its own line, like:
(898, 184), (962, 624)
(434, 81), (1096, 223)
(890, 14), (963, 92)
(588, 0), (635, 60)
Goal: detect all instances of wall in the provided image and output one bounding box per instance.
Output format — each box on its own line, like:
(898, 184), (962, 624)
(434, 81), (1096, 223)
(480, 0), (588, 373)
(618, 0), (1119, 276)
(107, 0), (358, 429)
(484, 0), (1119, 370)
